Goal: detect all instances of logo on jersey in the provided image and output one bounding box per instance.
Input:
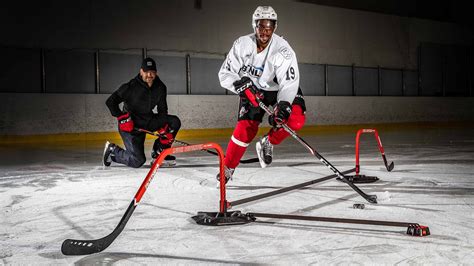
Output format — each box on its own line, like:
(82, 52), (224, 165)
(279, 46), (292, 60)
(240, 64), (264, 78)
(239, 106), (248, 118)
(224, 58), (232, 71)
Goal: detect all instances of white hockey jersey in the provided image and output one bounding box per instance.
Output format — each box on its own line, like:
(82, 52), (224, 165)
(218, 33), (300, 104)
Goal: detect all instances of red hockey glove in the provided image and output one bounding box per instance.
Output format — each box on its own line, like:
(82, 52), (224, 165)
(158, 124), (174, 146)
(270, 101), (292, 126)
(117, 113), (134, 132)
(233, 77), (262, 107)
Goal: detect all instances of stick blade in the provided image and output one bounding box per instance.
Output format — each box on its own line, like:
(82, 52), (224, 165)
(345, 175), (379, 183)
(240, 157), (260, 164)
(61, 238), (108, 255)
(61, 200), (136, 256)
(367, 194), (378, 204)
(192, 211), (255, 226)
(387, 161), (395, 172)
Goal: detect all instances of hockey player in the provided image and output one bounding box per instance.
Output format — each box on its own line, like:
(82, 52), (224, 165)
(217, 6), (306, 183)
(103, 57), (181, 168)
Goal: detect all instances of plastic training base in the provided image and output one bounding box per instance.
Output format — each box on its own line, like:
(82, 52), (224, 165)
(192, 211), (255, 226)
(407, 224), (430, 237)
(347, 175), (379, 183)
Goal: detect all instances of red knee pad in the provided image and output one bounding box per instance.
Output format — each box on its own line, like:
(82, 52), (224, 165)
(268, 105), (306, 145)
(287, 105), (306, 131)
(233, 120), (259, 143)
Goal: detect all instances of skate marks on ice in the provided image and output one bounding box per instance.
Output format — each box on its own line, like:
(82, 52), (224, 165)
(2, 128), (474, 264)
(36, 250), (258, 265)
(65, 251), (260, 265)
(0, 166), (68, 190)
(0, 164), (113, 191)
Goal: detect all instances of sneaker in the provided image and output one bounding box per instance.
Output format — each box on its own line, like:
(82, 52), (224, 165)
(256, 135), (273, 168)
(216, 166), (235, 184)
(102, 141), (116, 167)
(150, 149), (176, 167)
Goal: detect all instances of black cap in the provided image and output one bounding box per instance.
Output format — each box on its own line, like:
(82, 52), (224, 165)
(141, 57), (157, 72)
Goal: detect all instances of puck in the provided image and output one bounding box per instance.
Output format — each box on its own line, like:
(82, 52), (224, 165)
(353, 203), (365, 209)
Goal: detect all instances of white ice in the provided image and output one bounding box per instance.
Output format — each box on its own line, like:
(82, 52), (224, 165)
(1, 127), (473, 264)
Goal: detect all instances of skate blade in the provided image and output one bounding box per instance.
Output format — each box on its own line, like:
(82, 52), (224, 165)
(150, 159), (176, 168)
(215, 178), (231, 188)
(160, 161), (176, 168)
(255, 142), (268, 169)
(102, 141), (111, 167)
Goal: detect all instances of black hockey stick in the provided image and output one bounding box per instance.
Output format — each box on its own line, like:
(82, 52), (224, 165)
(136, 128), (259, 164)
(256, 99), (377, 204)
(61, 200), (136, 255)
(383, 156), (395, 172)
(230, 168), (355, 207)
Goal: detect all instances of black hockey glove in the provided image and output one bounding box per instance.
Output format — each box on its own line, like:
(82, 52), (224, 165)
(233, 77), (262, 107)
(117, 113), (134, 132)
(157, 124), (175, 146)
(269, 101), (292, 126)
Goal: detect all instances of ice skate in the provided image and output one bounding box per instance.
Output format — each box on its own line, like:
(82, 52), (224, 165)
(102, 141), (116, 167)
(216, 165), (235, 186)
(150, 146), (176, 167)
(256, 135), (273, 168)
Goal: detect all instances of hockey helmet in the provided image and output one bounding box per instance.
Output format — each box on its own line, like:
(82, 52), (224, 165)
(252, 6), (277, 30)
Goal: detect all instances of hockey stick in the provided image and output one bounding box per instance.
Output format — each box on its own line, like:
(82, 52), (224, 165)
(62, 143), (225, 255)
(230, 168), (355, 207)
(136, 128), (259, 164)
(60, 148), (171, 255)
(256, 99), (377, 204)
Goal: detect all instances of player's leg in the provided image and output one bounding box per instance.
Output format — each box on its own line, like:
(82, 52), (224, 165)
(218, 97), (265, 183)
(255, 91), (278, 168)
(107, 131), (147, 168)
(267, 104), (306, 144)
(257, 89), (306, 168)
(224, 120), (260, 167)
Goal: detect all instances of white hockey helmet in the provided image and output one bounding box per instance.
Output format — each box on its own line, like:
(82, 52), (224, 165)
(252, 6), (278, 30)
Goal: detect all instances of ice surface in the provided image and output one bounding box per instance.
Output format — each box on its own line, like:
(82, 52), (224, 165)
(374, 191), (392, 202)
(1, 126), (473, 264)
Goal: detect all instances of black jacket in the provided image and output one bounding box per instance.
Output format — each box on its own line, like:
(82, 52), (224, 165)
(106, 74), (168, 129)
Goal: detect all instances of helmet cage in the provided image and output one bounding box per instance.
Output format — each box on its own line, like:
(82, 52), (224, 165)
(252, 6), (278, 31)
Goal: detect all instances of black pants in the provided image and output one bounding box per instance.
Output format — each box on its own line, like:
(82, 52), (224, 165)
(112, 114), (181, 168)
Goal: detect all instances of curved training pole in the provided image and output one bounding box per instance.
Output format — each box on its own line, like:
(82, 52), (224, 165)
(373, 129), (395, 172)
(355, 129), (364, 175)
(355, 128), (394, 175)
(61, 143), (226, 256)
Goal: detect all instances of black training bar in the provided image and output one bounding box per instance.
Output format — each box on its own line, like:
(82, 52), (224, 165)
(249, 212), (412, 227)
(247, 212), (430, 236)
(230, 168), (356, 208)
